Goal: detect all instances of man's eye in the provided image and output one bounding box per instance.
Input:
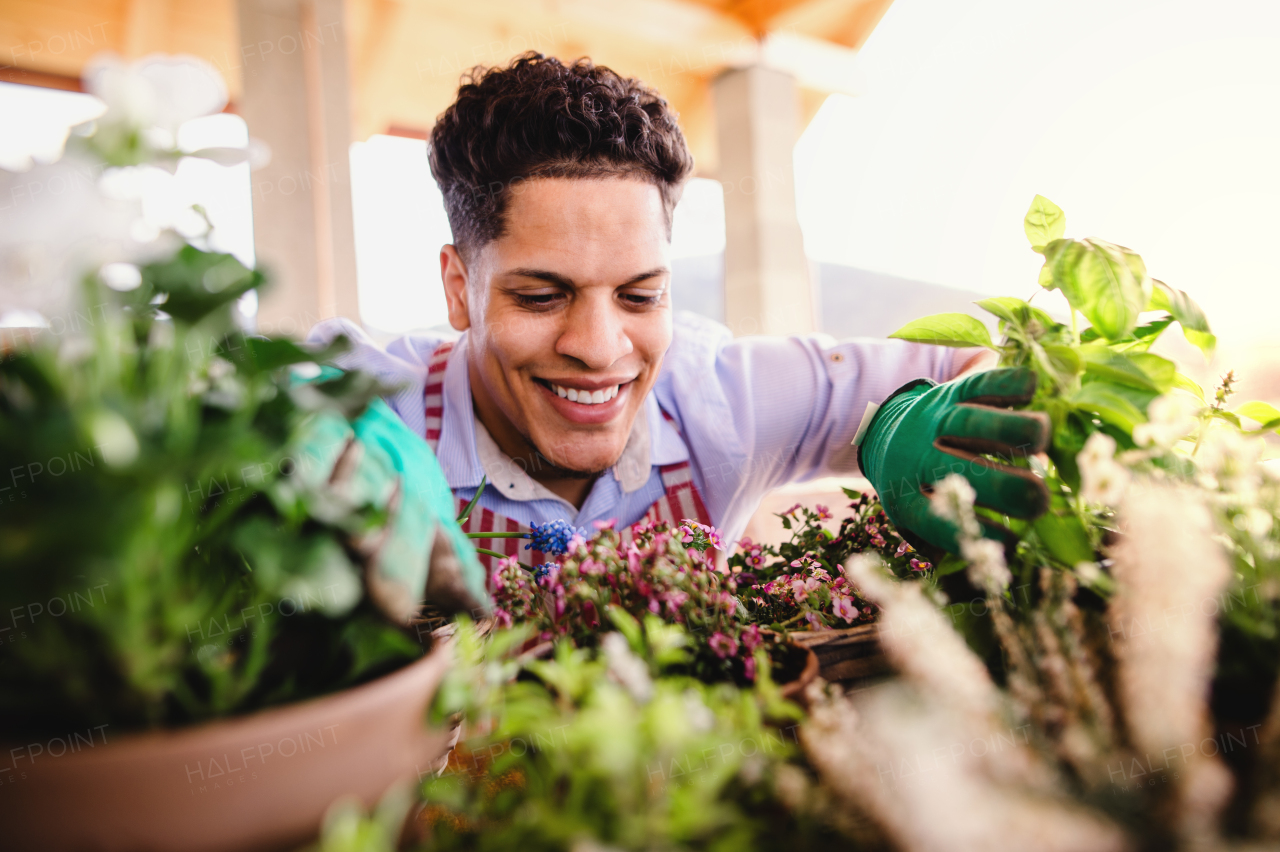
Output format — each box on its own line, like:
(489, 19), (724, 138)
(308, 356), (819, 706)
(515, 293), (563, 308)
(620, 292), (662, 307)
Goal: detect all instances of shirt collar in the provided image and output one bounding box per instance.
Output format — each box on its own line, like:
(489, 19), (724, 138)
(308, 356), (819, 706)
(434, 332), (688, 499)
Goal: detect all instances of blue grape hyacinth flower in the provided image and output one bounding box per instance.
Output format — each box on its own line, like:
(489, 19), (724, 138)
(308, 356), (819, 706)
(526, 519), (585, 555)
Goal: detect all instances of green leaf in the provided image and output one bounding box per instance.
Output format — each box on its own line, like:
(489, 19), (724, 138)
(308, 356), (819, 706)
(1210, 409), (1243, 429)
(457, 476), (486, 524)
(606, 605), (645, 655)
(139, 246), (264, 326)
(934, 554), (969, 577)
(1032, 512), (1094, 566)
(1183, 329), (1217, 359)
(1172, 372), (1205, 402)
(1079, 346), (1172, 392)
(1128, 353), (1175, 392)
(888, 313), (995, 349)
(1039, 239), (1151, 341)
(240, 336), (349, 373)
(1072, 383), (1148, 432)
(1149, 279), (1215, 357)
(1035, 342), (1083, 384)
(974, 297), (1057, 330)
(1236, 401), (1280, 432)
(1023, 195), (1066, 252)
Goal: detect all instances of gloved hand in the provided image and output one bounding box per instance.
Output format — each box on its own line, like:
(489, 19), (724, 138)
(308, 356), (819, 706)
(291, 398), (490, 624)
(857, 367), (1051, 555)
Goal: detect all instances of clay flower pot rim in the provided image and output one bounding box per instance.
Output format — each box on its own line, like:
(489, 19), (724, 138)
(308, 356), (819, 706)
(1, 640), (456, 852)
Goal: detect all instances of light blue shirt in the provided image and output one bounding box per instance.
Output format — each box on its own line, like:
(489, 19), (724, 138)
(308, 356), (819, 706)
(308, 312), (967, 544)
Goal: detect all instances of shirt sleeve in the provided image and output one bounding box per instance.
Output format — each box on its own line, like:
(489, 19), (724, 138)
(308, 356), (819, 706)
(655, 312), (973, 541)
(305, 318), (447, 437)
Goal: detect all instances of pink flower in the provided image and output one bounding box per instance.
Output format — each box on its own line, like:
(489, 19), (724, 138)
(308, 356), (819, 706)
(494, 607), (513, 629)
(593, 517), (618, 530)
(832, 593), (859, 623)
(895, 541), (911, 558)
(815, 504), (832, 520)
(580, 558), (606, 576)
(782, 503), (802, 517)
(742, 655), (757, 681)
(741, 624), (763, 653)
(648, 597), (661, 613)
(909, 557), (932, 572)
(709, 631), (739, 659)
(790, 577), (814, 602)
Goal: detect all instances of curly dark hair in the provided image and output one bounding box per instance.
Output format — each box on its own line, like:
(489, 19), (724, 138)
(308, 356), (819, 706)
(429, 52), (694, 259)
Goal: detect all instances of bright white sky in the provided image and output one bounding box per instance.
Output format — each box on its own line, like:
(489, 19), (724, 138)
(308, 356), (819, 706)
(794, 0), (1280, 344)
(3, 0), (1277, 341)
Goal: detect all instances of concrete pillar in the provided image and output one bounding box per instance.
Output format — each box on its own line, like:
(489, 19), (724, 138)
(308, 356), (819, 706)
(713, 65), (815, 337)
(236, 0), (360, 336)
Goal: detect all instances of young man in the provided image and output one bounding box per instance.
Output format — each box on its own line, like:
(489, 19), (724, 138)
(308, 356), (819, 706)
(311, 53), (1048, 582)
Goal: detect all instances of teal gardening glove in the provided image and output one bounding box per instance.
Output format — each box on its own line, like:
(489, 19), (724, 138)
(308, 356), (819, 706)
(291, 398), (490, 624)
(858, 367), (1051, 555)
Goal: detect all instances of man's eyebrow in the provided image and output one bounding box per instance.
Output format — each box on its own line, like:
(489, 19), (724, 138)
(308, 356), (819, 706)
(505, 267), (670, 288)
(507, 268), (575, 288)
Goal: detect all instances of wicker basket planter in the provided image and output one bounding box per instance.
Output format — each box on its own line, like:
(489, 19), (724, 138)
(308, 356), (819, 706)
(790, 624), (890, 686)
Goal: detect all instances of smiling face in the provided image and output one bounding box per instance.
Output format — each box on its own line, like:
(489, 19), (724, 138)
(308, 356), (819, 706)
(440, 177), (674, 491)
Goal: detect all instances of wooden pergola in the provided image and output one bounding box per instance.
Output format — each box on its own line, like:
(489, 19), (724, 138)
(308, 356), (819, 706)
(2, 0), (895, 335)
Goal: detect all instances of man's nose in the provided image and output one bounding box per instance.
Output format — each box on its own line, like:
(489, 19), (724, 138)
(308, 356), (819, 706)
(555, 294), (633, 370)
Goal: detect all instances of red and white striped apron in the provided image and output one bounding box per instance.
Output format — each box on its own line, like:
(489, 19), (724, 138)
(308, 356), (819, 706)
(423, 341), (712, 571)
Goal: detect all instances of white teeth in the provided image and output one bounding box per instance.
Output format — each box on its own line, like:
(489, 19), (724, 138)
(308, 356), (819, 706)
(548, 382), (621, 405)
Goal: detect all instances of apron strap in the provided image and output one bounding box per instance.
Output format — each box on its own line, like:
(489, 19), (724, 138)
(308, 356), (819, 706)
(423, 340), (454, 452)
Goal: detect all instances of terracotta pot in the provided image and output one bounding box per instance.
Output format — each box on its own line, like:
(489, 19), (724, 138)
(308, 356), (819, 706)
(789, 623), (890, 686)
(0, 640), (455, 852)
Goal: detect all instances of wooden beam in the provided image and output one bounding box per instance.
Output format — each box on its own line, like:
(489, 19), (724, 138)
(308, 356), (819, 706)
(0, 65), (82, 91)
(122, 0), (172, 59)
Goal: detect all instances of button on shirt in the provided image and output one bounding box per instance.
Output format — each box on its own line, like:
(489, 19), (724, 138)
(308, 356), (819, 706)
(307, 311), (969, 545)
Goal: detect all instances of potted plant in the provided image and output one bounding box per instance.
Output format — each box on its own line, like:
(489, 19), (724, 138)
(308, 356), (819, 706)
(0, 55), (477, 851)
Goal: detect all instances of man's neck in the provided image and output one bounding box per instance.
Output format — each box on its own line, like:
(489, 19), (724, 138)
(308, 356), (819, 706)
(468, 361), (599, 509)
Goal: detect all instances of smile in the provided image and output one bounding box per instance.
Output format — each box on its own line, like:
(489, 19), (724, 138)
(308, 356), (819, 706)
(547, 382), (620, 405)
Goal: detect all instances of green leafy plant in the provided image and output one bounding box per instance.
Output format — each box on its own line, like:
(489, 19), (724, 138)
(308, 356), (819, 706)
(411, 616), (847, 851)
(887, 195), (1239, 578)
(0, 251), (420, 738)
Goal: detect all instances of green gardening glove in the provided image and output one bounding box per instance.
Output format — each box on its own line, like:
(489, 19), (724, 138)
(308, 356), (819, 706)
(857, 367), (1051, 555)
(291, 398), (490, 624)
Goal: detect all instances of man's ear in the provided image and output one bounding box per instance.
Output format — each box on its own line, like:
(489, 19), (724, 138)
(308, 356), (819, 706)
(440, 245), (471, 332)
